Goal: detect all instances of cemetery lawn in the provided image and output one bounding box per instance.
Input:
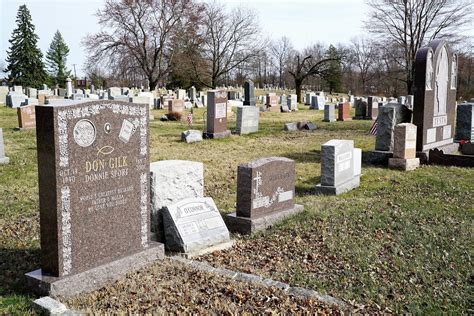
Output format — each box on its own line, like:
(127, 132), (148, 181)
(0, 104), (472, 313)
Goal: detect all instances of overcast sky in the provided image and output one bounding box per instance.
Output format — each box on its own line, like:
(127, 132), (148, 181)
(0, 0), (368, 76)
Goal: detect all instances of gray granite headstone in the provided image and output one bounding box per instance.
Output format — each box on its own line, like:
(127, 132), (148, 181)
(455, 103), (473, 141)
(0, 128), (9, 164)
(150, 160), (204, 242)
(316, 139), (361, 195)
(375, 103), (412, 151)
(323, 104), (336, 122)
(162, 197), (232, 254)
(236, 106), (259, 134)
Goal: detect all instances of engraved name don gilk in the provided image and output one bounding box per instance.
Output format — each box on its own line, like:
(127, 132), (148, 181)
(85, 145), (129, 182)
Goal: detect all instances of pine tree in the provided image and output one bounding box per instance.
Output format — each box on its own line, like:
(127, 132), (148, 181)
(322, 45), (343, 94)
(46, 30), (71, 88)
(4, 5), (47, 88)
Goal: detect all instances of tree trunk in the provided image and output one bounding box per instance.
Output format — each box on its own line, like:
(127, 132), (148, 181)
(295, 78), (303, 103)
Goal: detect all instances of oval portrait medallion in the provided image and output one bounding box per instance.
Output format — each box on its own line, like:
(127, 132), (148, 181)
(73, 119), (96, 147)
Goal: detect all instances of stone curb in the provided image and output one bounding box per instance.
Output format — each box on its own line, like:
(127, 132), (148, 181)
(170, 256), (351, 311)
(33, 296), (82, 315)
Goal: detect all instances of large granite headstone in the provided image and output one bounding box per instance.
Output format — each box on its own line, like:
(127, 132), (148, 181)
(150, 160), (204, 242)
(316, 140), (361, 195)
(225, 157), (303, 234)
(244, 80), (256, 106)
(163, 197), (233, 256)
(455, 103), (473, 141)
(205, 90), (230, 138)
(26, 100), (164, 298)
(0, 128), (9, 164)
(413, 40), (457, 155)
(17, 104), (36, 129)
(236, 106), (259, 135)
(367, 96), (379, 119)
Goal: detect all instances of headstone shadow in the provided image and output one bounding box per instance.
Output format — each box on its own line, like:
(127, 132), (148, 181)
(0, 247), (40, 296)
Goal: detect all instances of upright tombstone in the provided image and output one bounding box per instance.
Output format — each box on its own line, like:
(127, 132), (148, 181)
(65, 78), (73, 98)
(455, 103), (474, 142)
(266, 93), (279, 112)
(17, 104), (36, 130)
(388, 123), (420, 171)
(413, 40), (457, 158)
(236, 106), (259, 135)
(375, 104), (412, 151)
(367, 96), (379, 120)
(150, 160), (204, 242)
(205, 90), (230, 138)
(225, 157), (303, 235)
(26, 100), (164, 298)
(0, 128), (9, 164)
(189, 86), (197, 104)
(363, 103), (412, 165)
(287, 94), (297, 111)
(337, 102), (352, 121)
(162, 197), (233, 257)
(305, 92), (315, 105)
(168, 99), (185, 114)
(0, 86), (9, 105)
(323, 104), (336, 122)
(315, 140), (361, 195)
(243, 80), (256, 106)
(353, 98), (368, 119)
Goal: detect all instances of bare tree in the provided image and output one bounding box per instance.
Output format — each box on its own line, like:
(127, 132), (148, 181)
(365, 0), (473, 94)
(288, 43), (333, 103)
(83, 0), (200, 90)
(197, 1), (266, 88)
(349, 37), (378, 94)
(270, 36), (293, 88)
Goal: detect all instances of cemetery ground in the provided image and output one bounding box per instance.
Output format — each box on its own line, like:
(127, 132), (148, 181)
(0, 104), (472, 314)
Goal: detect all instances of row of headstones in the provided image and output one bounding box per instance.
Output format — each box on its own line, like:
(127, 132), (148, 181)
(25, 99), (364, 291)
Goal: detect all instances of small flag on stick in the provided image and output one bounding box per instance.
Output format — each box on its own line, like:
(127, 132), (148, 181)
(187, 111), (193, 127)
(369, 119), (378, 135)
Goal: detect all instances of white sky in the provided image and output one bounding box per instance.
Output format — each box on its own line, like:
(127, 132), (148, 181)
(0, 0), (368, 76)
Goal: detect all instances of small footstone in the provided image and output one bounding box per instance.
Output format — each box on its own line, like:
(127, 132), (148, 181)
(284, 122), (298, 131)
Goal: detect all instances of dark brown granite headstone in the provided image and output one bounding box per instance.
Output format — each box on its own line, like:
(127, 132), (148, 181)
(236, 157), (295, 218)
(34, 100), (158, 278)
(413, 39), (457, 153)
(17, 104), (36, 129)
(206, 90), (230, 138)
(225, 157), (303, 235)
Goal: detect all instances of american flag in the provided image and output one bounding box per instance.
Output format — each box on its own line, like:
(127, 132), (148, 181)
(369, 119), (378, 135)
(187, 111), (193, 127)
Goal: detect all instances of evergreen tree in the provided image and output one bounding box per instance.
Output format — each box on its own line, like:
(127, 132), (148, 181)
(322, 45), (342, 94)
(46, 30), (71, 88)
(4, 5), (47, 87)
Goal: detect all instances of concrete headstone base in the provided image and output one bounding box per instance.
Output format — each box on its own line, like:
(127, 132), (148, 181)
(388, 157), (420, 171)
(169, 240), (235, 259)
(203, 130), (231, 139)
(362, 150), (393, 165)
(225, 204), (304, 235)
(26, 242), (164, 299)
(0, 157), (9, 164)
(315, 176), (360, 195)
